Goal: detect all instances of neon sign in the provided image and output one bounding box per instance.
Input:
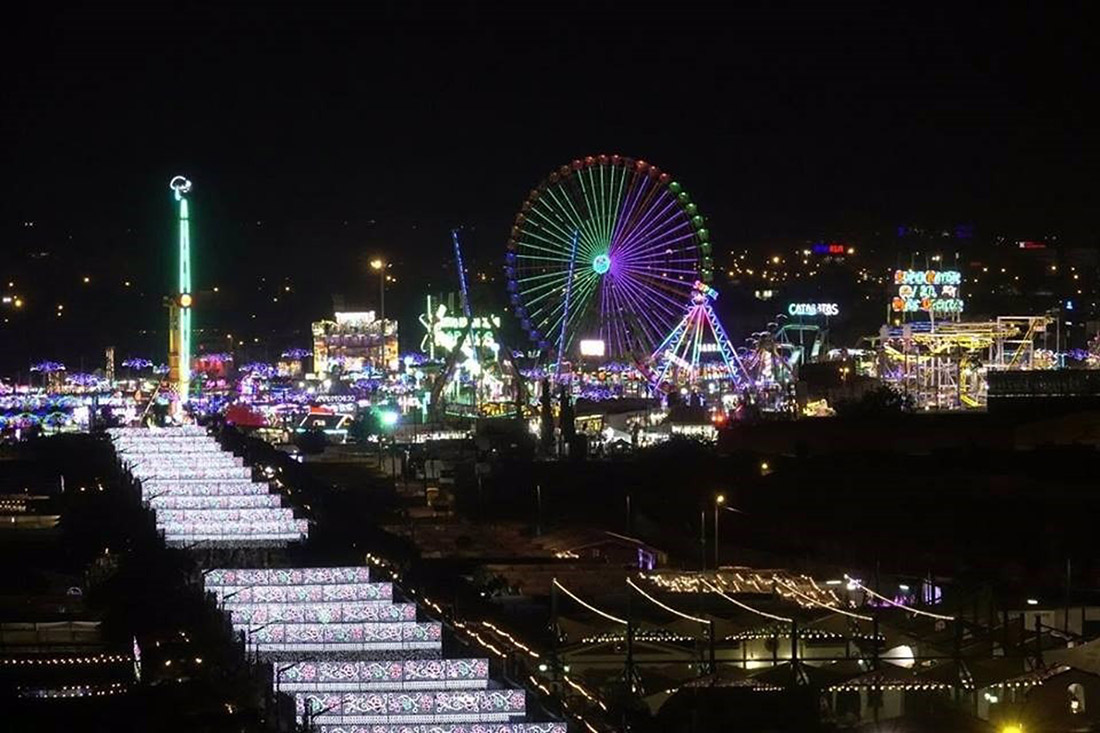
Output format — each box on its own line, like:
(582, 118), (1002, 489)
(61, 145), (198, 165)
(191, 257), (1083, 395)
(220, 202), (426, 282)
(891, 270), (964, 314)
(788, 303), (839, 317)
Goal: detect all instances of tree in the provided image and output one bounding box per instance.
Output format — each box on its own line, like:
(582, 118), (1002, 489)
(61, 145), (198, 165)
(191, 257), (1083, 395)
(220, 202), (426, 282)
(539, 378), (554, 455)
(835, 384), (914, 418)
(350, 411), (380, 443)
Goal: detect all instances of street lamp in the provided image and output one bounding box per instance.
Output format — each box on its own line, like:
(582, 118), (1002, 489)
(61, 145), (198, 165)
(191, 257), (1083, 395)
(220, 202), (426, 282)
(714, 500), (745, 570)
(714, 494), (725, 568)
(370, 257), (385, 327)
(370, 258), (387, 372)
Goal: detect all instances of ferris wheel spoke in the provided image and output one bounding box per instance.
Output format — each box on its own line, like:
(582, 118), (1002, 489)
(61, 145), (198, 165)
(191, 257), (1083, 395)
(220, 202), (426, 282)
(616, 184), (673, 245)
(515, 251), (575, 265)
(620, 175), (669, 238)
(619, 254), (699, 273)
(593, 165), (611, 248)
(525, 204), (585, 252)
(600, 279), (630, 355)
(515, 237), (576, 259)
(613, 194), (685, 261)
(613, 173), (658, 244)
(578, 168), (605, 250)
(543, 186), (601, 258)
(619, 260), (700, 281)
(611, 279), (663, 355)
(608, 166), (631, 249)
(572, 179), (605, 263)
(609, 171), (647, 249)
(594, 164), (627, 253)
(540, 270), (600, 348)
(621, 248), (699, 267)
(519, 275), (573, 303)
(580, 165), (616, 256)
(562, 272), (602, 349)
(617, 216), (695, 260)
(606, 277), (670, 351)
(614, 270), (690, 319)
(567, 173), (611, 257)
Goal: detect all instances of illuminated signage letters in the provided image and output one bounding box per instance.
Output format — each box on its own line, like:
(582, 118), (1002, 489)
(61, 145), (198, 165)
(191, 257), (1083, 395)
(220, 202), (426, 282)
(891, 270), (964, 314)
(787, 303), (839, 317)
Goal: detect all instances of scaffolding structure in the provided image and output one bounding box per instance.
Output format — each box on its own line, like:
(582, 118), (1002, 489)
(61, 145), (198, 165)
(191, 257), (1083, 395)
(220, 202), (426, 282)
(877, 317), (1051, 410)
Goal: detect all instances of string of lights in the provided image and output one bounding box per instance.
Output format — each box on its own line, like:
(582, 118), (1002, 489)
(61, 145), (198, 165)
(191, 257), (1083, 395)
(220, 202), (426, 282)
(702, 579), (793, 623)
(627, 578), (710, 625)
(0, 653), (130, 666)
(552, 579), (627, 625)
(772, 577), (871, 621)
(481, 621), (540, 659)
(843, 575), (955, 621)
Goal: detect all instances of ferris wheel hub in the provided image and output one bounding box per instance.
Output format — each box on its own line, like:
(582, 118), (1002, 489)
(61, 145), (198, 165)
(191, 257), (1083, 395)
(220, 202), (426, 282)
(592, 254), (611, 275)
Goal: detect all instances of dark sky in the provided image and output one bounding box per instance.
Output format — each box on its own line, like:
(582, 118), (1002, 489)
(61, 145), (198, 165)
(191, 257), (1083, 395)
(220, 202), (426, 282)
(0, 3), (1096, 369)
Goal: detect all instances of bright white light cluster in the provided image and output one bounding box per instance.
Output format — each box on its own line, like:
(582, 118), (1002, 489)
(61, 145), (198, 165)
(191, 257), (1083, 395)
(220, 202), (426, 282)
(143, 479), (271, 496)
(111, 425), (206, 437)
(142, 465), (252, 480)
(118, 439), (224, 453)
(151, 494), (282, 509)
(228, 601), (418, 625)
(206, 567), (372, 585)
(110, 430), (556, 730)
(211, 582), (392, 604)
(110, 427), (306, 547)
(128, 452), (243, 468)
(295, 689), (526, 724)
(314, 721), (563, 726)
(236, 621), (442, 652)
(202, 564), (557, 729)
(276, 658), (490, 692)
(156, 507), (299, 523)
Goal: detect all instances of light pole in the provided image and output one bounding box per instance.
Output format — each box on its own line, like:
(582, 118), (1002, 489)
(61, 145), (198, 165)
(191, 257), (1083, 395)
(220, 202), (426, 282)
(714, 494), (725, 568)
(700, 508), (707, 571)
(535, 484), (543, 537)
(370, 258), (385, 325)
(715, 501), (745, 571)
(370, 258), (386, 372)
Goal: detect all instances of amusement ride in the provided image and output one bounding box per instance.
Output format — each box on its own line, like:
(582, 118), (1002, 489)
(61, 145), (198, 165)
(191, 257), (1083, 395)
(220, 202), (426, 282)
(504, 155), (774, 406)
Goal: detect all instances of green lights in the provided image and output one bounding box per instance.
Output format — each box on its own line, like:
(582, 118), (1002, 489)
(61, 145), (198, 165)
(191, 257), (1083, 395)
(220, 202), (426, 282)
(170, 176), (193, 404)
(592, 253), (611, 275)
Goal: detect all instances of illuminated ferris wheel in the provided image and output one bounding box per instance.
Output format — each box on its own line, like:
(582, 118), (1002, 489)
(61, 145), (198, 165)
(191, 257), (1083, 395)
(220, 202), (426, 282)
(505, 155), (714, 362)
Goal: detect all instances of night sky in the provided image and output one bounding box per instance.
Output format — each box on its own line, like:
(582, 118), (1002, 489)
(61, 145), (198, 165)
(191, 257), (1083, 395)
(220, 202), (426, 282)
(0, 3), (1095, 372)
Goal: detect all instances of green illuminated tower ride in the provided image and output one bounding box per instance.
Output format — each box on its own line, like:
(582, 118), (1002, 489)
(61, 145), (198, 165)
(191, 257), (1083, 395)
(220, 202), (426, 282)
(169, 175), (193, 404)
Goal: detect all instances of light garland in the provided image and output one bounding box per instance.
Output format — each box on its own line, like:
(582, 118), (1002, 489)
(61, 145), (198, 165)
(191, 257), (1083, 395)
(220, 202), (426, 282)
(18, 681), (128, 698)
(580, 630), (694, 644)
(563, 675), (608, 711)
(702, 579), (793, 623)
(627, 578), (710, 625)
(828, 682), (951, 692)
(843, 575), (955, 621)
(0, 653), (129, 665)
(772, 577), (871, 621)
(723, 626), (882, 642)
(480, 621), (540, 660)
(642, 569), (842, 608)
(552, 579), (627, 625)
